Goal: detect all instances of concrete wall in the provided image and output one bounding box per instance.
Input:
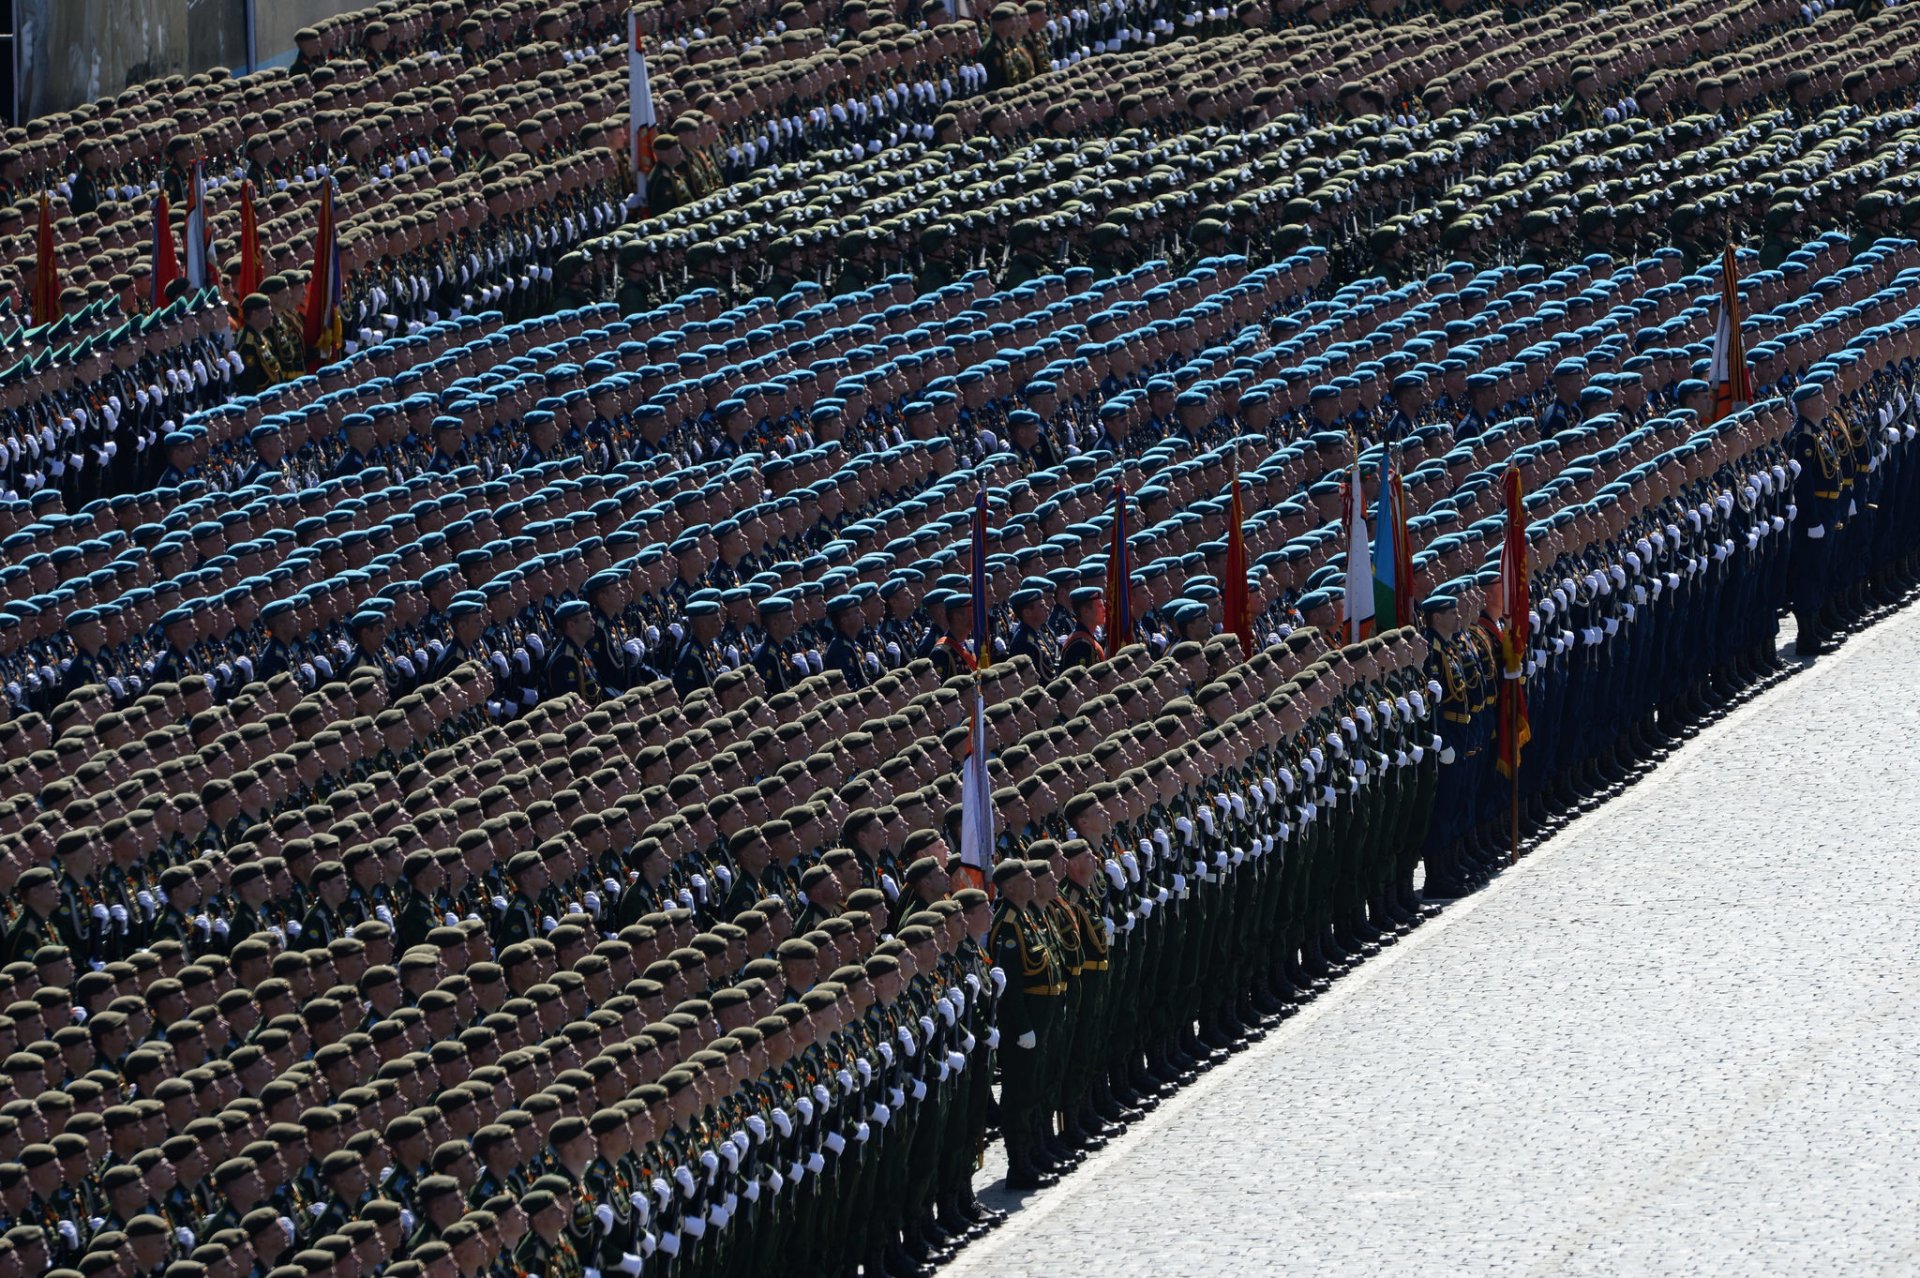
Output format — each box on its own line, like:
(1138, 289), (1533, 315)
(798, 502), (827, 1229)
(251, 0), (365, 69)
(17, 0), (197, 118)
(12, 0), (362, 120)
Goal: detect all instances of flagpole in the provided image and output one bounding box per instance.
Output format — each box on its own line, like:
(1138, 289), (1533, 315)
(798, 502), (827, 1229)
(1508, 757), (1520, 866)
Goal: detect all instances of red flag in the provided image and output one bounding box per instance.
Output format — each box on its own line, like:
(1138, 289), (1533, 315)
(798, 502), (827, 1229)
(1708, 243), (1751, 424)
(235, 181), (263, 305)
(300, 183), (344, 371)
(1495, 462), (1532, 778)
(31, 193), (59, 326)
(149, 190), (181, 309)
(1223, 465), (1253, 659)
(1105, 484), (1133, 650)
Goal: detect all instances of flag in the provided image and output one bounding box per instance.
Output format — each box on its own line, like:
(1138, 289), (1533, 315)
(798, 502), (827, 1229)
(182, 161), (216, 291)
(970, 491), (990, 670)
(235, 181), (263, 303)
(1708, 243), (1751, 424)
(30, 193), (59, 326)
(957, 681), (993, 883)
(1495, 462), (1532, 778)
(955, 489), (994, 889)
(1341, 461), (1374, 643)
(628, 13), (658, 210)
(1223, 465), (1253, 659)
(1370, 447), (1414, 631)
(1105, 484), (1133, 650)
(149, 190), (180, 309)
(300, 182), (344, 371)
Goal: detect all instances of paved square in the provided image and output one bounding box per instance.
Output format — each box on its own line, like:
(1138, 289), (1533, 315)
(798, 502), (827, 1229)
(951, 609), (1920, 1278)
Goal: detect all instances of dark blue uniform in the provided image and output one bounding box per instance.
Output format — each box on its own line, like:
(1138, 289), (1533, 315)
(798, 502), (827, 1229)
(544, 639), (602, 701)
(671, 637), (713, 696)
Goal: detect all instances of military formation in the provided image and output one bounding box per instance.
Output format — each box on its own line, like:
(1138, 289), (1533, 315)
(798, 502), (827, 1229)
(3, 0), (1920, 1277)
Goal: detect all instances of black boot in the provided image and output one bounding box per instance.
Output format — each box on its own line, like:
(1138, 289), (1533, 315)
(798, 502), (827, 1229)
(1004, 1135), (1054, 1191)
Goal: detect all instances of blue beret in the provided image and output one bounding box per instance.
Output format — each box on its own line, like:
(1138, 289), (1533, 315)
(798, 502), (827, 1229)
(554, 600), (591, 623)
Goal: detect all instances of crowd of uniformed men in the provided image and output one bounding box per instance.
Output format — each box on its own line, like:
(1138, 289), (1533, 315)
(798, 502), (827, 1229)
(1, 0), (1920, 1277)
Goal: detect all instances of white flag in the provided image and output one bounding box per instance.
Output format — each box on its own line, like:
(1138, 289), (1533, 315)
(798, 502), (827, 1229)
(1342, 466), (1375, 644)
(628, 12), (657, 208)
(959, 689), (992, 872)
(184, 161), (212, 290)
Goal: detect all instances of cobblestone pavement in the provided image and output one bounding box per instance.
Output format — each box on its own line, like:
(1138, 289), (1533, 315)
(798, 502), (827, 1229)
(951, 610), (1920, 1278)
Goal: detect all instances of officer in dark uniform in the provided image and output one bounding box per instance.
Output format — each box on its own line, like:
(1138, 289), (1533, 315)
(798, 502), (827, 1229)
(645, 135), (696, 216)
(822, 593), (870, 691)
(988, 859), (1064, 1189)
(288, 27), (327, 76)
(155, 432), (201, 487)
(982, 3), (1038, 90)
(545, 600), (604, 702)
(58, 607), (110, 704)
(513, 1188), (586, 1278)
(1788, 379), (1844, 656)
(493, 853), (546, 951)
(235, 294), (287, 394)
(751, 595), (800, 695)
(672, 598), (723, 695)
(430, 598), (488, 681)
(1005, 586), (1060, 681)
(1541, 360), (1585, 439)
(297, 861), (350, 952)
(236, 422), (288, 489)
(427, 417), (469, 475)
(1061, 586), (1108, 669)
(344, 610), (398, 695)
(331, 414), (379, 478)
(4, 867), (73, 962)
(931, 591), (978, 680)
(148, 606), (202, 687)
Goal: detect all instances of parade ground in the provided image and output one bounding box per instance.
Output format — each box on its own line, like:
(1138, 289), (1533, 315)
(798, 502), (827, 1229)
(952, 609), (1920, 1278)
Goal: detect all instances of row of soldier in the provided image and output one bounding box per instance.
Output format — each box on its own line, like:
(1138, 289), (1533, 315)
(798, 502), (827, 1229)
(0, 231), (1902, 729)
(0, 244), (1916, 1278)
(585, 0), (1920, 309)
(11, 325), (1920, 1269)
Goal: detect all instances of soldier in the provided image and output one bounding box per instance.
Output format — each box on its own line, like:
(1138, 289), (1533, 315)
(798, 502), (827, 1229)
(645, 135), (696, 218)
(1006, 586), (1060, 682)
(4, 867), (76, 963)
(512, 1188), (585, 1278)
(981, 5), (1037, 91)
(544, 600), (603, 703)
(751, 595), (801, 696)
(1062, 586), (1107, 669)
(672, 599), (723, 696)
(289, 27), (327, 77)
(235, 295), (287, 395)
(987, 858), (1064, 1189)
(823, 594), (873, 692)
(1788, 379), (1844, 657)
